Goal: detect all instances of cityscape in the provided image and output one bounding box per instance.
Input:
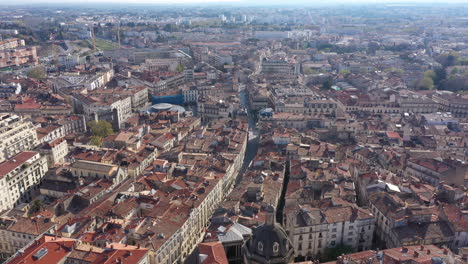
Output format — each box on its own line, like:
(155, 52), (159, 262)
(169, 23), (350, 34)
(0, 1), (467, 264)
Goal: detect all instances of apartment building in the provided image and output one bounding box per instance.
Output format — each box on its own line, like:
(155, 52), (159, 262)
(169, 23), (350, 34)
(432, 92), (468, 118)
(0, 151), (48, 212)
(53, 69), (114, 91)
(369, 192), (454, 249)
(197, 97), (232, 121)
(153, 72), (187, 93)
(0, 39), (25, 50)
(182, 86), (198, 103)
(73, 93), (132, 130)
(57, 53), (85, 69)
(283, 202), (375, 259)
(0, 114), (38, 163)
(260, 58), (296, 75)
(399, 96), (439, 114)
(38, 138), (69, 167)
(0, 39), (38, 69)
(406, 158), (466, 186)
(0, 83), (21, 99)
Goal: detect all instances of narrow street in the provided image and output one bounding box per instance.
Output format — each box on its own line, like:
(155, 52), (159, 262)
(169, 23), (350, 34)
(236, 88), (260, 184)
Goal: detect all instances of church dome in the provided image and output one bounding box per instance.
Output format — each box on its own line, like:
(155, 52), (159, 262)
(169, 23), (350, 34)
(243, 205), (294, 264)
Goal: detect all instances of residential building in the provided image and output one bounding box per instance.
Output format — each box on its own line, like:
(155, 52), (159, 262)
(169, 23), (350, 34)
(260, 58), (295, 75)
(283, 200), (375, 259)
(406, 158), (466, 186)
(0, 39), (37, 69)
(0, 83), (21, 98)
(38, 138), (69, 167)
(0, 114), (38, 163)
(0, 151), (48, 211)
(73, 92), (132, 130)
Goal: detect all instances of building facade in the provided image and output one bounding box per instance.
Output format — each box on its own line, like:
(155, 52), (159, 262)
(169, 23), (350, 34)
(0, 114), (38, 163)
(0, 151), (48, 212)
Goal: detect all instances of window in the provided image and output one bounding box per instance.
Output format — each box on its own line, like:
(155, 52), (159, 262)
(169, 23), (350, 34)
(257, 242), (263, 253)
(298, 235), (302, 241)
(273, 242), (279, 255)
(331, 241), (336, 246)
(331, 234), (336, 238)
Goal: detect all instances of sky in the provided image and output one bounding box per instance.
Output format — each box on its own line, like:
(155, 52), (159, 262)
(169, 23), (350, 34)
(2, 0), (467, 5)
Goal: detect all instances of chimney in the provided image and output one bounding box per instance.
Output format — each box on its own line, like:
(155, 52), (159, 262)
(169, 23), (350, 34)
(137, 244), (140, 249)
(265, 205), (276, 226)
(420, 245), (424, 250)
(413, 251), (419, 258)
(427, 249), (431, 255)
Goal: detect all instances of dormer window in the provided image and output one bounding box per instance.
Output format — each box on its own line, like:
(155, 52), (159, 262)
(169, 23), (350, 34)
(273, 242), (279, 256)
(257, 242), (264, 253)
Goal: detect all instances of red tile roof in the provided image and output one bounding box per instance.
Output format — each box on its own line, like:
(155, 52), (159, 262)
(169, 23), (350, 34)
(7, 235), (76, 264)
(198, 241), (229, 264)
(0, 151), (38, 178)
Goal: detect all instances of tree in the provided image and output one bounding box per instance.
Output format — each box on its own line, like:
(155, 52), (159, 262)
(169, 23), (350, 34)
(416, 77), (434, 90)
(27, 66), (47, 80)
(423, 70), (436, 80)
(321, 78), (333, 90)
(90, 136), (103, 147)
(437, 52), (459, 67)
(88, 120), (113, 138)
(29, 200), (43, 214)
(321, 244), (354, 262)
(433, 67), (447, 85)
(439, 76), (467, 92)
(176, 63), (184, 73)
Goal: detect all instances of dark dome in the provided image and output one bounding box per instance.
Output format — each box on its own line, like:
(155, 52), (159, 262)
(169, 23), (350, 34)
(250, 223), (291, 258)
(243, 205), (294, 264)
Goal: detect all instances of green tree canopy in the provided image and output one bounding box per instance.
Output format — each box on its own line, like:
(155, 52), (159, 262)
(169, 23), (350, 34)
(29, 200), (43, 215)
(90, 136), (103, 147)
(416, 77), (434, 90)
(88, 120), (113, 138)
(423, 70), (436, 80)
(27, 66), (47, 80)
(176, 63), (184, 73)
(321, 78), (333, 90)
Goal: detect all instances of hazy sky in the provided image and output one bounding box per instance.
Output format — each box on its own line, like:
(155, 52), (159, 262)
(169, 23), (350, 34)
(2, 0), (467, 4)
